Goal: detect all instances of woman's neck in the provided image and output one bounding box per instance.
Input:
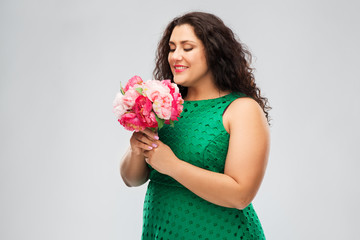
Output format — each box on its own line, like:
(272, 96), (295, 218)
(185, 86), (230, 101)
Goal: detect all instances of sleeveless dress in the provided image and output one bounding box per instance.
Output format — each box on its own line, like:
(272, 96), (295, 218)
(142, 92), (265, 240)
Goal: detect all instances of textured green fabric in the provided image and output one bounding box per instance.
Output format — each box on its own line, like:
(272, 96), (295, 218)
(142, 92), (265, 240)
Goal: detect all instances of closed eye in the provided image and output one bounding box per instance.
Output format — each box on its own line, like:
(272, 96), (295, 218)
(168, 48), (193, 53)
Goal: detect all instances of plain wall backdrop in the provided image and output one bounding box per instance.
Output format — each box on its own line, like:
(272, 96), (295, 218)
(1, 0), (359, 239)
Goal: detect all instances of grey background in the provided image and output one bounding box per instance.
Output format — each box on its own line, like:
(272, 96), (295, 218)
(1, 0), (359, 239)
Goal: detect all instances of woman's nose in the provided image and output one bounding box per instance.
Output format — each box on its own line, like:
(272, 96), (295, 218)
(171, 49), (183, 61)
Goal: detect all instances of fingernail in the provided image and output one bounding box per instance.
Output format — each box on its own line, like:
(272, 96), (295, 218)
(148, 146), (153, 150)
(152, 143), (158, 148)
(154, 135), (159, 140)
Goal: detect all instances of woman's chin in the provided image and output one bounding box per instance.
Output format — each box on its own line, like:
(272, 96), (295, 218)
(174, 75), (190, 86)
(173, 77), (184, 86)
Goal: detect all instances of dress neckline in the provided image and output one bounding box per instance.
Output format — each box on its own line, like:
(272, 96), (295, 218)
(184, 93), (234, 103)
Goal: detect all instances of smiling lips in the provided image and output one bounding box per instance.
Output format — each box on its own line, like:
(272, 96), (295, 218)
(174, 65), (188, 73)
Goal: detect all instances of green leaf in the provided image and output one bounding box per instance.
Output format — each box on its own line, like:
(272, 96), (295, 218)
(120, 82), (125, 95)
(135, 87), (143, 95)
(169, 120), (175, 127)
(149, 127), (157, 133)
(155, 114), (164, 129)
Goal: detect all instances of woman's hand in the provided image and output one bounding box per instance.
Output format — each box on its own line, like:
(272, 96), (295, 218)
(120, 128), (159, 187)
(129, 128), (159, 156)
(143, 140), (179, 175)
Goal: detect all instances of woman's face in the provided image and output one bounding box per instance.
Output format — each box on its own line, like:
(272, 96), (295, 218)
(168, 24), (212, 88)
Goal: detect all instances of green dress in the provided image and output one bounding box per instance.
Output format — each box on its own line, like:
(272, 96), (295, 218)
(142, 92), (265, 240)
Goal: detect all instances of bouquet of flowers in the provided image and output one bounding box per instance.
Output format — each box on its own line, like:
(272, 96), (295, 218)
(113, 75), (184, 132)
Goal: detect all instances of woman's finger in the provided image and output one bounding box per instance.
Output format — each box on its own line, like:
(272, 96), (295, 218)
(134, 134), (155, 150)
(136, 132), (158, 148)
(135, 132), (155, 146)
(130, 132), (156, 151)
(141, 128), (159, 141)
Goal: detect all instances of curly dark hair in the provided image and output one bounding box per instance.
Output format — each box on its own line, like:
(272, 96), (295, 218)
(153, 12), (271, 124)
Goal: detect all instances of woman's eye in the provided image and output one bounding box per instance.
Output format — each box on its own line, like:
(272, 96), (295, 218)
(169, 48), (192, 52)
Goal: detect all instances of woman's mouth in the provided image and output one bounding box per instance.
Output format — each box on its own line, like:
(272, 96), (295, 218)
(174, 65), (188, 73)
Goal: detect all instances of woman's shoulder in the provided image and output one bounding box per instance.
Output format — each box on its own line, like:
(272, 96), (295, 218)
(229, 95), (259, 110)
(223, 96), (268, 133)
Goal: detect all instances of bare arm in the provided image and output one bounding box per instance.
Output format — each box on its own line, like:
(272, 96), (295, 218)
(144, 97), (270, 209)
(120, 129), (159, 187)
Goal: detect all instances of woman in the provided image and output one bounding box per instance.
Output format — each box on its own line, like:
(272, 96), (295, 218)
(121, 12), (270, 239)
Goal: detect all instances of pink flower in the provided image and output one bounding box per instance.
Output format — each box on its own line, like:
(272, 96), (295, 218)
(142, 80), (173, 120)
(119, 112), (146, 132)
(133, 96), (158, 128)
(170, 92), (184, 121)
(112, 93), (128, 119)
(143, 80), (171, 102)
(161, 80), (180, 95)
(152, 94), (173, 120)
(124, 75), (143, 92)
(123, 88), (140, 109)
(161, 80), (183, 121)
